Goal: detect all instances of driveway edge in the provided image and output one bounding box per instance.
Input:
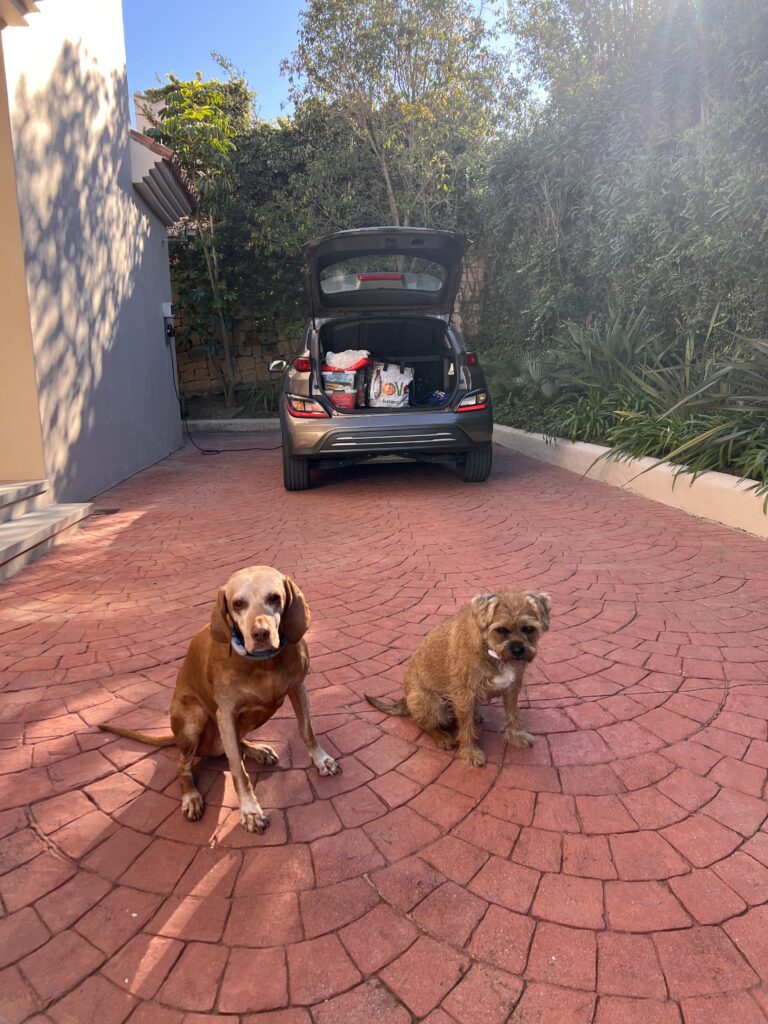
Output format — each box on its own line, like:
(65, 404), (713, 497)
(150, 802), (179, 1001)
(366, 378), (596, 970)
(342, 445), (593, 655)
(186, 418), (280, 432)
(494, 423), (768, 538)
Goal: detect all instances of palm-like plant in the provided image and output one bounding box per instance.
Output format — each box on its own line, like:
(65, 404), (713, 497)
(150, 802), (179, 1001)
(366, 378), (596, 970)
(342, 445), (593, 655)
(514, 308), (672, 403)
(604, 336), (768, 505)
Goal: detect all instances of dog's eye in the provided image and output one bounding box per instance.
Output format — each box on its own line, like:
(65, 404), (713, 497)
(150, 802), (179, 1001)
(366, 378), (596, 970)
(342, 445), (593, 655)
(266, 592), (281, 606)
(494, 626), (511, 636)
(232, 598), (247, 612)
(522, 625), (537, 635)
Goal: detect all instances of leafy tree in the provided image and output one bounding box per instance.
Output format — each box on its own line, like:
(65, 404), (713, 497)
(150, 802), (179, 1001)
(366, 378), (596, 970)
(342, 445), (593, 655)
(142, 65), (254, 405)
(284, 0), (517, 227)
(482, 0), (768, 353)
(507, 0), (657, 97)
(230, 100), (388, 324)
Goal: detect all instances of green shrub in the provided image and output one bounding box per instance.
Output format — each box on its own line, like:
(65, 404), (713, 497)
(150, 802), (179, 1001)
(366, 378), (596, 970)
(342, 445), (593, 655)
(488, 312), (768, 506)
(241, 379), (281, 415)
(545, 386), (652, 444)
(603, 337), (768, 504)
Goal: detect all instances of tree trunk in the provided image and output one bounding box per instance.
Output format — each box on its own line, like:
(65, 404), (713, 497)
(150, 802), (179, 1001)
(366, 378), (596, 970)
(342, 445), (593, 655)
(377, 150), (401, 226)
(200, 219), (237, 407)
(362, 117), (401, 226)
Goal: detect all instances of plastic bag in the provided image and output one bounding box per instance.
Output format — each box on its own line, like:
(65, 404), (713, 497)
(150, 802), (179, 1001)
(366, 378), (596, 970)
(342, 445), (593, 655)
(368, 362), (414, 408)
(422, 390), (448, 406)
(323, 350), (370, 370)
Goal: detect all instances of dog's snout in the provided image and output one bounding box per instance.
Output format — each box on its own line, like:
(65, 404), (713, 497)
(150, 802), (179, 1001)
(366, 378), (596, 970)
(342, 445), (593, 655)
(251, 626), (271, 645)
(509, 642), (527, 660)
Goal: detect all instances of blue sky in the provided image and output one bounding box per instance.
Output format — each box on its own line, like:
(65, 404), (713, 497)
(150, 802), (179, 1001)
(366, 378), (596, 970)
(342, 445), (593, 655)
(122, 0), (306, 121)
(122, 1), (516, 124)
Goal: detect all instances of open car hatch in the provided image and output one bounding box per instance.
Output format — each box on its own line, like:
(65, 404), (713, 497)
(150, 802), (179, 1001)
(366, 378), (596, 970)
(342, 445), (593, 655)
(304, 227), (466, 320)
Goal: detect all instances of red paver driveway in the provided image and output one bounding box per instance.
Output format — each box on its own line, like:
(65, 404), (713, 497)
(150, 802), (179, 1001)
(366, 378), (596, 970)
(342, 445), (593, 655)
(2, 434), (768, 1024)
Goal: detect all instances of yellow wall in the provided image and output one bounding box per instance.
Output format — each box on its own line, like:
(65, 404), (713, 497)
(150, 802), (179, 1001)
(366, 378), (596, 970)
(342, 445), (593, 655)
(0, 34), (46, 482)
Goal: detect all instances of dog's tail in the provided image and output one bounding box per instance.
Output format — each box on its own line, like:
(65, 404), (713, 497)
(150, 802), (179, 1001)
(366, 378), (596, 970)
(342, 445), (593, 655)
(98, 724), (175, 747)
(364, 694), (409, 717)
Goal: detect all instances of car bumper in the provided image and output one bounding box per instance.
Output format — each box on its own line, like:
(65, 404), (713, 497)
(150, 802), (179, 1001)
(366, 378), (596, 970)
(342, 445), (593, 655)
(281, 407), (493, 457)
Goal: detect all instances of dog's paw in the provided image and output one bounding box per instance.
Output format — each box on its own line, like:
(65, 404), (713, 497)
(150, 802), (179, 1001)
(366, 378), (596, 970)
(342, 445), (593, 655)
(459, 745), (487, 767)
(313, 748), (341, 776)
(240, 798), (270, 831)
(249, 743), (279, 766)
(240, 803), (269, 833)
(431, 730), (458, 750)
(507, 729), (535, 749)
(181, 791), (204, 821)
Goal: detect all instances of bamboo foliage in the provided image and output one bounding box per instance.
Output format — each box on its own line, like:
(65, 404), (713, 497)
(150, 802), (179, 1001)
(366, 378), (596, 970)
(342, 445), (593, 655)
(483, 0), (768, 504)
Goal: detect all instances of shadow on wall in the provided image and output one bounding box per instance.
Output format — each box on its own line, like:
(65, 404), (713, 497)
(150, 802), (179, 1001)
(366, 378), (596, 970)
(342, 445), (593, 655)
(10, 40), (181, 503)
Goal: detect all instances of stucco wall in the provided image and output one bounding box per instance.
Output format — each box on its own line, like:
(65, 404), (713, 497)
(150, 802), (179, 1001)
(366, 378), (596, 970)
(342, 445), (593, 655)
(2, 0), (182, 503)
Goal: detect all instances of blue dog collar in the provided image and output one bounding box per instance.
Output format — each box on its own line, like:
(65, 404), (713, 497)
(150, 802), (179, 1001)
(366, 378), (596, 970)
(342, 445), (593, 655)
(230, 627), (286, 661)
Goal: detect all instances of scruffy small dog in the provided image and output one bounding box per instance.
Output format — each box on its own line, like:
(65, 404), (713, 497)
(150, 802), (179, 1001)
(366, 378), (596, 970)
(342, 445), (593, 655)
(366, 591), (551, 766)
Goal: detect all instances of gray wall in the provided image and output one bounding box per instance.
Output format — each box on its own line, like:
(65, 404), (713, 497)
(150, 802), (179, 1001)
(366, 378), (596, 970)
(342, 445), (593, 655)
(3, 0), (182, 503)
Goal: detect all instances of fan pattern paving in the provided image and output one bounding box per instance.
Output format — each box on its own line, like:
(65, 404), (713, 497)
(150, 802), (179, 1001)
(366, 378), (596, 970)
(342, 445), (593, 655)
(1, 434), (768, 1024)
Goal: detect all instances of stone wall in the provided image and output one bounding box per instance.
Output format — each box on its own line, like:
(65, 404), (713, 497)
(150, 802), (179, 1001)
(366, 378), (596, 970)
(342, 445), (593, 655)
(454, 255), (488, 340)
(175, 315), (301, 396)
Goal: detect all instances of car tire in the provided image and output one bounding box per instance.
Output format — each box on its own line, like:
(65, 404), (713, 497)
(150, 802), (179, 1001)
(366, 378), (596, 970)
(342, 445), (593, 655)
(283, 450), (310, 491)
(462, 447), (493, 483)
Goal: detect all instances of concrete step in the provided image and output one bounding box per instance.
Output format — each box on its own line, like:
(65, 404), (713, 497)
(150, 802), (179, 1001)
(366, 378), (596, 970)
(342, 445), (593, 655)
(0, 503), (92, 581)
(0, 479), (49, 523)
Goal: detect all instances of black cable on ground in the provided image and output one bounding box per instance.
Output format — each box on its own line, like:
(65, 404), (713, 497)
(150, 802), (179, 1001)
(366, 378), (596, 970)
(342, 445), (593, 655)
(168, 342), (282, 454)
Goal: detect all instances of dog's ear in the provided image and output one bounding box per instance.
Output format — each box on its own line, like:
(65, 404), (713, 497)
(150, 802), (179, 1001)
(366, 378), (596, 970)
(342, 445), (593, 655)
(526, 592), (552, 632)
(472, 592), (499, 629)
(210, 587), (233, 642)
(282, 575), (311, 643)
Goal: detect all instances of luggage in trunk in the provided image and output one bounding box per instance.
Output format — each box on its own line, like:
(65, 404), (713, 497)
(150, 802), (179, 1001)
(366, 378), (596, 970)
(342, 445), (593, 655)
(317, 317), (457, 411)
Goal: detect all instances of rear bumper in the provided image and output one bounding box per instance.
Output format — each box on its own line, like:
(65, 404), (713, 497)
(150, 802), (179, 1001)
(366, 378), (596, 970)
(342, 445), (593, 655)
(281, 407), (493, 457)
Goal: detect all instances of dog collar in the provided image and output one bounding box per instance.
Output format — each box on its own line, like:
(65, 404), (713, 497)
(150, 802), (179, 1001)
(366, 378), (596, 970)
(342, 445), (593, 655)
(230, 627), (287, 661)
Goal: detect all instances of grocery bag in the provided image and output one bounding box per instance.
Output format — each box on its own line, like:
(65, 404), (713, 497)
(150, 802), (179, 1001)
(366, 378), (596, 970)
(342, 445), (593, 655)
(368, 362), (414, 408)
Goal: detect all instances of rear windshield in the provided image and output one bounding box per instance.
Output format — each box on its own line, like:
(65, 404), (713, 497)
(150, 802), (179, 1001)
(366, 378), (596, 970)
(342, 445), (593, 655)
(320, 256), (446, 299)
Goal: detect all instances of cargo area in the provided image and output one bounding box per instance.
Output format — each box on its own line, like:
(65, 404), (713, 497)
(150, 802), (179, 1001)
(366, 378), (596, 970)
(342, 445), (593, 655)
(317, 317), (458, 412)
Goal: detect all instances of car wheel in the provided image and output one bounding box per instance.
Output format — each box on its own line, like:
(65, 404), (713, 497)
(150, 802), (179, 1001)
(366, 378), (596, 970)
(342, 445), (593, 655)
(283, 450), (310, 491)
(462, 447), (493, 482)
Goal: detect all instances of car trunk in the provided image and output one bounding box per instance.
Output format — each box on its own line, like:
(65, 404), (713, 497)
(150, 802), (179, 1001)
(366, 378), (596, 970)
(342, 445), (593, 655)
(316, 316), (459, 413)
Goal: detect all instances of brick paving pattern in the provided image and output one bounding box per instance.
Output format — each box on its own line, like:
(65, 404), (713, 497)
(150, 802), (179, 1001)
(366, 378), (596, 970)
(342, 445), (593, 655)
(1, 434), (768, 1023)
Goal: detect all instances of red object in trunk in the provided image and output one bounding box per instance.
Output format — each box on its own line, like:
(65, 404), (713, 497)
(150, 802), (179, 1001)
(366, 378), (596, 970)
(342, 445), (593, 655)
(357, 273), (405, 282)
(321, 357), (370, 372)
(329, 392), (356, 411)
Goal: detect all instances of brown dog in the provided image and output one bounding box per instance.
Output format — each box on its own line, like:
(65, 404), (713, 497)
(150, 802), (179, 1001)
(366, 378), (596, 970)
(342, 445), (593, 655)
(366, 591), (551, 766)
(100, 566), (339, 832)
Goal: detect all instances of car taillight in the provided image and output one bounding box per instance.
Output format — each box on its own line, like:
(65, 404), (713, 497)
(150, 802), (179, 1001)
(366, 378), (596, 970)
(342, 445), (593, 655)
(292, 357), (311, 372)
(457, 391), (488, 412)
(466, 352), (478, 366)
(357, 273), (404, 282)
(285, 396), (329, 418)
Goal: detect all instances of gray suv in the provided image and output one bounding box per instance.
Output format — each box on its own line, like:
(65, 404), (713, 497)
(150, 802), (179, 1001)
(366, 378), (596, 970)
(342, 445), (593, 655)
(271, 227), (493, 491)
